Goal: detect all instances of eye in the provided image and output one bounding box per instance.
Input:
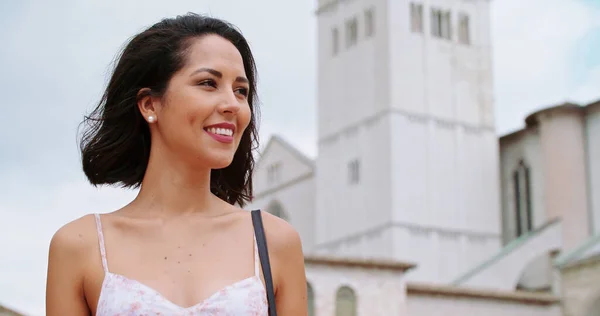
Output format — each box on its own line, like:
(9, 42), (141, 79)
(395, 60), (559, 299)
(198, 79), (217, 88)
(235, 87), (249, 98)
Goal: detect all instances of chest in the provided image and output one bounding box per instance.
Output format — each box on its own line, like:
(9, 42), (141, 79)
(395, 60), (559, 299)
(96, 272), (267, 315)
(106, 225), (254, 282)
(88, 223), (260, 313)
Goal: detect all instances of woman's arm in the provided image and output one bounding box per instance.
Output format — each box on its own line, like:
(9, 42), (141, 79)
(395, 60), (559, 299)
(263, 214), (308, 315)
(46, 219), (91, 316)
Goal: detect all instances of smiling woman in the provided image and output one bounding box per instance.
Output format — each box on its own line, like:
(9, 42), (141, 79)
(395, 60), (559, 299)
(45, 13), (307, 316)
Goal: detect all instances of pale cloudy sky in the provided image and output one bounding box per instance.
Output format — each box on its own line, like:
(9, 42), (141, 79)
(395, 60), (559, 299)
(0, 0), (599, 314)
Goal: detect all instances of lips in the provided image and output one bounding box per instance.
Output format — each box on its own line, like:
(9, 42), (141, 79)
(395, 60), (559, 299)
(204, 122), (236, 144)
(206, 126), (233, 137)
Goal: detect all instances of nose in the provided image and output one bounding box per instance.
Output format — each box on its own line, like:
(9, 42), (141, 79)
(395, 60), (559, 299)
(216, 90), (241, 115)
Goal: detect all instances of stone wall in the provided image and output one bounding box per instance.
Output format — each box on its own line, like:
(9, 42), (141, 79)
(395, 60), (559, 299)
(305, 256), (562, 316)
(406, 283), (561, 316)
(305, 257), (412, 315)
(561, 255), (600, 316)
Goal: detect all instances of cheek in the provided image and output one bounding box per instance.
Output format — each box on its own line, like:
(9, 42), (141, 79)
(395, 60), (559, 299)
(183, 101), (212, 128)
(185, 110), (199, 126)
(162, 89), (197, 126)
(239, 104), (252, 131)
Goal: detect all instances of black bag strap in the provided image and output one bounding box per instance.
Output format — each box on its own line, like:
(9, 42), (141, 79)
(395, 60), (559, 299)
(251, 209), (277, 316)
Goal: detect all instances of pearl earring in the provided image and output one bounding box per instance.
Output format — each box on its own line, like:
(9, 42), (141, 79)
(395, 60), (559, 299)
(148, 115), (156, 123)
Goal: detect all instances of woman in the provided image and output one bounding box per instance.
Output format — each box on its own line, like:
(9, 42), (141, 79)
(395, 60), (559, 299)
(46, 13), (307, 315)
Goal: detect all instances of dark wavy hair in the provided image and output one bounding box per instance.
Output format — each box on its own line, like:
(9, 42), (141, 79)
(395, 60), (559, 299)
(79, 13), (259, 206)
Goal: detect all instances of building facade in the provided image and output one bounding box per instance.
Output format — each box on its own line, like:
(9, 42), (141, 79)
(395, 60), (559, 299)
(248, 0), (600, 315)
(312, 0), (501, 284)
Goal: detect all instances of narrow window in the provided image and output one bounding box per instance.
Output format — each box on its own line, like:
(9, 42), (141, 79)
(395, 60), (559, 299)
(431, 9), (441, 37)
(431, 8), (451, 40)
(410, 3), (423, 33)
(348, 159), (360, 185)
(346, 17), (358, 47)
(332, 27), (339, 55)
(365, 8), (375, 37)
(513, 170), (522, 237)
(513, 160), (533, 237)
(524, 165), (533, 232)
(335, 286), (357, 316)
(458, 14), (470, 44)
(267, 162), (281, 183)
(442, 11), (451, 39)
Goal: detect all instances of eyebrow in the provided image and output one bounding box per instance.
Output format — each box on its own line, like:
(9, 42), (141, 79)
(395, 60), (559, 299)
(190, 67), (249, 84)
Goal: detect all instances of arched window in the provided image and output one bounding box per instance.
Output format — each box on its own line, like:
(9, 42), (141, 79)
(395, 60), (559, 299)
(335, 285), (357, 316)
(266, 200), (288, 221)
(307, 282), (315, 316)
(513, 159), (533, 237)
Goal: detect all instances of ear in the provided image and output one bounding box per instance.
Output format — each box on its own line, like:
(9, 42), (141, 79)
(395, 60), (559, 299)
(137, 88), (160, 123)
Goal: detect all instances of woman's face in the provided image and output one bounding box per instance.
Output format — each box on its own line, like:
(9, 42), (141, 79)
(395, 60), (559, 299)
(146, 34), (252, 169)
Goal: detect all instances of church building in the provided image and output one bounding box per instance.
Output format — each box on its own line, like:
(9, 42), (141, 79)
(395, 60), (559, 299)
(247, 0), (600, 315)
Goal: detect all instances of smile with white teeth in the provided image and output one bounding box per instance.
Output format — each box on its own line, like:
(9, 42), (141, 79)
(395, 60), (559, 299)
(207, 127), (233, 137)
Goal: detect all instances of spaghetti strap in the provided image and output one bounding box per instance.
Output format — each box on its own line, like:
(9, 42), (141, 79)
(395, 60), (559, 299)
(253, 233), (260, 277)
(93, 213), (109, 273)
(251, 209), (277, 315)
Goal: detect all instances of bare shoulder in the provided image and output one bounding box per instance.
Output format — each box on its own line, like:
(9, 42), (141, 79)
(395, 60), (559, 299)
(47, 214), (99, 315)
(258, 211), (303, 254)
(49, 214), (98, 263)
(256, 211), (308, 314)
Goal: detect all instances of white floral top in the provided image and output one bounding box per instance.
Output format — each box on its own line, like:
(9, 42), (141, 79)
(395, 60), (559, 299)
(94, 214), (268, 316)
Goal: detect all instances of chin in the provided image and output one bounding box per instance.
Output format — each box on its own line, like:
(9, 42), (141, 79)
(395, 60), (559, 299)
(202, 153), (235, 170)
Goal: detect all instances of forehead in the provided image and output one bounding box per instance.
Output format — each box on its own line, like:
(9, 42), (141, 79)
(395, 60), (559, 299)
(182, 34), (246, 76)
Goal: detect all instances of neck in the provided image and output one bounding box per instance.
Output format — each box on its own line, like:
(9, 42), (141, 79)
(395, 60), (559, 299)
(132, 144), (219, 217)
